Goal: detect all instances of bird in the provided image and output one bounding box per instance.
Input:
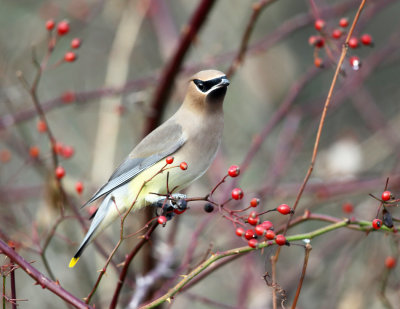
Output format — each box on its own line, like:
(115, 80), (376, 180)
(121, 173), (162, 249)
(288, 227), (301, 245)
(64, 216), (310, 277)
(69, 70), (230, 268)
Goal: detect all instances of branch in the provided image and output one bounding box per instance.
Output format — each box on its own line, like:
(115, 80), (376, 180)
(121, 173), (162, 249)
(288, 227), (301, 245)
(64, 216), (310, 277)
(141, 219), (396, 308)
(0, 240), (92, 309)
(109, 222), (158, 309)
(272, 2), (368, 305)
(143, 0), (216, 135)
(226, 0), (277, 78)
(291, 243), (312, 309)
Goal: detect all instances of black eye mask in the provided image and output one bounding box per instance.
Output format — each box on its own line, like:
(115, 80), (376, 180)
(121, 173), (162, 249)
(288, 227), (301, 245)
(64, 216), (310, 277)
(193, 76), (227, 93)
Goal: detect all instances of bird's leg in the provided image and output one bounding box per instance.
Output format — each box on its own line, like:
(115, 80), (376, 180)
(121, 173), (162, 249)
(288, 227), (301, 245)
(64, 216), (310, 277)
(148, 193), (188, 220)
(169, 194), (188, 211)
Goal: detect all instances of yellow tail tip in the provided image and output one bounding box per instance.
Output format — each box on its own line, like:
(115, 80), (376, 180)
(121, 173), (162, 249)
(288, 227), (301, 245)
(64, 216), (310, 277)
(69, 257), (79, 268)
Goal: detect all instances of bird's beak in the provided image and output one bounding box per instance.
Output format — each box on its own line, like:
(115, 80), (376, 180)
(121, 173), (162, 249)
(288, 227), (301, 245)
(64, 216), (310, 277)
(220, 77), (230, 87)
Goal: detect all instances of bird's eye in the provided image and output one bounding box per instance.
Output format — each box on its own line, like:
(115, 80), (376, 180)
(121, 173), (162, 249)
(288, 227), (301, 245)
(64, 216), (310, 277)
(193, 79), (205, 92)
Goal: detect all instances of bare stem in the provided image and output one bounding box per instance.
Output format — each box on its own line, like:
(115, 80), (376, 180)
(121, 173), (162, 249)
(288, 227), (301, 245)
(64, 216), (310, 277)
(272, 0), (367, 306)
(291, 243), (312, 309)
(226, 0), (277, 78)
(109, 222), (158, 309)
(0, 240), (91, 309)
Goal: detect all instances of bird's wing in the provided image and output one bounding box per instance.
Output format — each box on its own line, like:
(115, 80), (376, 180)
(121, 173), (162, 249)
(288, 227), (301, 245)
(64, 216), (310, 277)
(82, 120), (186, 207)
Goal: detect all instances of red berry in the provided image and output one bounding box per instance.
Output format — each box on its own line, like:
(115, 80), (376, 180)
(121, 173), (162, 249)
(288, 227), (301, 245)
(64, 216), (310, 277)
(339, 17), (349, 28)
(55, 166), (65, 179)
(45, 19), (55, 31)
(75, 181), (84, 194)
(314, 57), (323, 68)
(342, 202), (354, 214)
(62, 145), (74, 159)
(61, 91), (76, 103)
(248, 239), (258, 248)
(385, 256), (396, 269)
(372, 218), (382, 230)
(314, 19), (325, 31)
(250, 198), (259, 208)
(29, 146), (40, 158)
(228, 165), (240, 177)
(37, 120), (47, 133)
(157, 215), (167, 225)
(275, 234), (287, 246)
(64, 51), (77, 62)
(360, 34), (373, 46)
(53, 141), (64, 154)
(265, 230), (275, 240)
(255, 225), (265, 236)
(349, 56), (361, 70)
(235, 227), (245, 237)
(248, 216), (259, 226)
(348, 37), (359, 49)
(244, 229), (255, 240)
(314, 36), (325, 48)
(231, 188), (244, 200)
(277, 204), (292, 215)
(382, 191), (391, 201)
(0, 150), (11, 163)
(308, 35), (317, 46)
(173, 208), (186, 215)
(165, 156), (174, 164)
(332, 28), (343, 39)
(180, 162), (188, 170)
(71, 38), (81, 49)
(57, 20), (70, 36)
(261, 220), (273, 230)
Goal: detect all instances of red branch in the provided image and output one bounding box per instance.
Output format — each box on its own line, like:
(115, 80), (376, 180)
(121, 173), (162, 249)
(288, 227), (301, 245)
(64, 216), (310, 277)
(109, 222), (158, 309)
(0, 240), (91, 309)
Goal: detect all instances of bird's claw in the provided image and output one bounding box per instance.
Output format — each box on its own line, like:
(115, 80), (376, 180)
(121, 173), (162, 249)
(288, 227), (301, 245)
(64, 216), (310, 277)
(151, 194), (188, 220)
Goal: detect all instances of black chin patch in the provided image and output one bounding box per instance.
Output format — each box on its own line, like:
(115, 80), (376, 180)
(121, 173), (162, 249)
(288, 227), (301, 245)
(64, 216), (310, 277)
(206, 86), (227, 103)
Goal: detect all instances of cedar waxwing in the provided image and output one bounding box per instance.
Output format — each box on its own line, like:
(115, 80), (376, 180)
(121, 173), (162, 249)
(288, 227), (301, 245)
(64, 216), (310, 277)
(69, 70), (229, 268)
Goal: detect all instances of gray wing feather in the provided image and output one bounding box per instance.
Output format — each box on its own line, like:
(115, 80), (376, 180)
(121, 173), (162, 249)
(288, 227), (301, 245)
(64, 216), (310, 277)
(82, 121), (185, 207)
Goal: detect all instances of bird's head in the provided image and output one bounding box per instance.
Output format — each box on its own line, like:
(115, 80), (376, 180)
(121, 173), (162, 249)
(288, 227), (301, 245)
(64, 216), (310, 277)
(184, 70), (230, 113)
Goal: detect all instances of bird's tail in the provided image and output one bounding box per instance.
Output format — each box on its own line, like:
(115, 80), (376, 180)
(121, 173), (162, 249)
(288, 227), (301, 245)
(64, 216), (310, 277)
(69, 195), (112, 268)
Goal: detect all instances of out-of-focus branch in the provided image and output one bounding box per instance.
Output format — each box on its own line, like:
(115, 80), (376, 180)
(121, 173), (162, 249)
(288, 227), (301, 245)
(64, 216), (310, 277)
(141, 0), (216, 289)
(4, 0), (393, 131)
(143, 0), (216, 135)
(0, 240), (92, 309)
(226, 0), (277, 78)
(90, 0), (150, 180)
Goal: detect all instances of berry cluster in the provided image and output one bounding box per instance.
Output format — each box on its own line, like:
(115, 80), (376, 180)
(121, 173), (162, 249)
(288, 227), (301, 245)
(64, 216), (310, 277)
(371, 190), (397, 230)
(156, 163), (294, 250)
(233, 201), (293, 249)
(205, 165), (294, 249)
(154, 157), (191, 225)
(309, 17), (373, 70)
(45, 19), (82, 64)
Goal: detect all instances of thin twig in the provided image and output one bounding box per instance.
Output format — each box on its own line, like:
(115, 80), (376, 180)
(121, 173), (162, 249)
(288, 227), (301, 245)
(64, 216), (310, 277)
(271, 2), (367, 306)
(9, 244), (17, 309)
(142, 220), (381, 308)
(109, 222), (158, 309)
(0, 239), (91, 309)
(226, 0), (277, 78)
(85, 163), (168, 304)
(291, 243), (312, 309)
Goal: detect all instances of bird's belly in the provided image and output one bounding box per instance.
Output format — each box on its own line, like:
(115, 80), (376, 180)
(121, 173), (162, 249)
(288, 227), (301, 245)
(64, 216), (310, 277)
(116, 159), (198, 211)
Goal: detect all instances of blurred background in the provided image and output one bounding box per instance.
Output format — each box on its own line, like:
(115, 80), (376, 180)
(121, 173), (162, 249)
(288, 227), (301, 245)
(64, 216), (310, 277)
(1, 0), (400, 308)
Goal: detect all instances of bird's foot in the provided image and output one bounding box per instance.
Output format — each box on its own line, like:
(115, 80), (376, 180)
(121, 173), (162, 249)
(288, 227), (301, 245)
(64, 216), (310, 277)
(150, 194), (188, 220)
